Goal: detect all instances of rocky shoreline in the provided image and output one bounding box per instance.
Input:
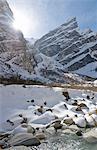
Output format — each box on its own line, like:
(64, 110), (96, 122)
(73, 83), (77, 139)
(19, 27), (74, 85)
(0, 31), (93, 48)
(0, 85), (97, 149)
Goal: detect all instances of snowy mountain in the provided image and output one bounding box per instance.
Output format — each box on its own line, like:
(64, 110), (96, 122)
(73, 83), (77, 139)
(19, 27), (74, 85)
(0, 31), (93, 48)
(34, 17), (97, 79)
(0, 0), (96, 84)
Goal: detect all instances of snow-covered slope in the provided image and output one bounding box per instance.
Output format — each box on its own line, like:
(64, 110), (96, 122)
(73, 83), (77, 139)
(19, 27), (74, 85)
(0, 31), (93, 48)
(34, 17), (97, 79)
(0, 0), (36, 81)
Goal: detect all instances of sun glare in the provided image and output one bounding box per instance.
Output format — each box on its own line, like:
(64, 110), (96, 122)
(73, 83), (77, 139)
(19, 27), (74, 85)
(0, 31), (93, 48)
(13, 10), (31, 35)
(12, 9), (39, 37)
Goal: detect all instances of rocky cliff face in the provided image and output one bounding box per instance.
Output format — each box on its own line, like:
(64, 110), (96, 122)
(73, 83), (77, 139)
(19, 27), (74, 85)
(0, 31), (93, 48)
(0, 0), (25, 56)
(0, 0), (34, 80)
(34, 17), (97, 79)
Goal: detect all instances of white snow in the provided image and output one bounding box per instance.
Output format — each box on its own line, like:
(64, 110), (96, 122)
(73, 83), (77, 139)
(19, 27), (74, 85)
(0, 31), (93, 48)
(94, 80), (97, 87)
(0, 84), (64, 124)
(0, 84), (97, 133)
(73, 62), (97, 78)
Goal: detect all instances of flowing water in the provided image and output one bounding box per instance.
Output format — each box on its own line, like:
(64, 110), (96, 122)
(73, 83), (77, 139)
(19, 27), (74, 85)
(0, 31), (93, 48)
(36, 133), (97, 150)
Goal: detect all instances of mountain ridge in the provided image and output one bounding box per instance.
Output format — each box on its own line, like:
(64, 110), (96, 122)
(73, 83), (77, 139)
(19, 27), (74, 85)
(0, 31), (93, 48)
(34, 17), (97, 79)
(0, 1), (96, 84)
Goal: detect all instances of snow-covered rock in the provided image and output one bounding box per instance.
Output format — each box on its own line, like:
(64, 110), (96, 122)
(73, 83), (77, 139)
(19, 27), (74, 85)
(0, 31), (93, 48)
(94, 80), (97, 87)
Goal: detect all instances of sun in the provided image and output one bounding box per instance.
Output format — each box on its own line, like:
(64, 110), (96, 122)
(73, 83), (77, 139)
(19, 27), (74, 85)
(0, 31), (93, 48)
(12, 9), (39, 37)
(13, 10), (31, 35)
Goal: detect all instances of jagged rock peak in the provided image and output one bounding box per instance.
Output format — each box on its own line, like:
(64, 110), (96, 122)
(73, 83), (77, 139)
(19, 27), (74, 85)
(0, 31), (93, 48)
(82, 29), (93, 35)
(61, 17), (78, 28)
(34, 16), (97, 79)
(34, 17), (78, 50)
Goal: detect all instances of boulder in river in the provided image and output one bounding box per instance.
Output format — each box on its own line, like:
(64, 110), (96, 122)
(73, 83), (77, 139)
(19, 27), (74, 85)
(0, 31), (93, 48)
(8, 133), (41, 147)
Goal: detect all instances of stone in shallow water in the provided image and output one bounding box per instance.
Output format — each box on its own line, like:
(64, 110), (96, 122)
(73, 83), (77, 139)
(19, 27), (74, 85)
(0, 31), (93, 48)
(35, 133), (46, 140)
(5, 146), (31, 150)
(8, 133), (41, 147)
(63, 117), (74, 125)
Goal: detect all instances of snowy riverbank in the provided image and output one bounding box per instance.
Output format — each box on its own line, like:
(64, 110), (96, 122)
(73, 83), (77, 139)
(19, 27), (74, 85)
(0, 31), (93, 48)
(0, 84), (97, 149)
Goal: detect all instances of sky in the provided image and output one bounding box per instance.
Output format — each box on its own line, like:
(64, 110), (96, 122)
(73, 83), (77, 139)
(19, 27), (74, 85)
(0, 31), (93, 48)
(7, 0), (97, 38)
